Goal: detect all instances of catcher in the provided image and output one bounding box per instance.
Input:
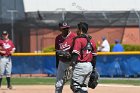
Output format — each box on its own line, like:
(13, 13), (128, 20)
(70, 22), (98, 93)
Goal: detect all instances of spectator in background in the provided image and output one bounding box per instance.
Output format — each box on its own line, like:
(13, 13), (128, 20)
(98, 37), (110, 52)
(112, 39), (124, 52)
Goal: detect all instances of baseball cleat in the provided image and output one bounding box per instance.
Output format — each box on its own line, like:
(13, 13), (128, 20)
(7, 85), (12, 89)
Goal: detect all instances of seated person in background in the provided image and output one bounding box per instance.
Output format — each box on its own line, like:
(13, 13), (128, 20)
(112, 39), (124, 52)
(98, 37), (110, 52)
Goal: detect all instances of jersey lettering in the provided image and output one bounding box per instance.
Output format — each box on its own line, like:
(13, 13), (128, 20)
(3, 43), (11, 49)
(59, 42), (71, 51)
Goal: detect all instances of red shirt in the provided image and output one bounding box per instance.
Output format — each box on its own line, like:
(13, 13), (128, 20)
(72, 37), (97, 62)
(0, 39), (15, 56)
(0, 39), (3, 46)
(55, 32), (76, 62)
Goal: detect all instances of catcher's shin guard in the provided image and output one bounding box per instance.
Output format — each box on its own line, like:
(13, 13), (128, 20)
(79, 90), (88, 93)
(71, 79), (88, 93)
(73, 88), (88, 93)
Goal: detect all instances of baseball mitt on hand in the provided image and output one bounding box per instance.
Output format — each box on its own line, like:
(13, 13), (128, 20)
(88, 68), (99, 89)
(63, 66), (73, 83)
(56, 50), (71, 61)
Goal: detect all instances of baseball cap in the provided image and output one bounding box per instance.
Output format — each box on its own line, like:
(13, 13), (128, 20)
(115, 39), (120, 43)
(2, 31), (8, 35)
(102, 36), (106, 40)
(59, 22), (70, 29)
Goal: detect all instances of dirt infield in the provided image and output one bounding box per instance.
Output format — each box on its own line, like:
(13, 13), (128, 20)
(0, 84), (140, 93)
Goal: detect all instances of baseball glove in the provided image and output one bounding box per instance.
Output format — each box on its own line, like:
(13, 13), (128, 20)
(56, 50), (71, 61)
(88, 68), (99, 89)
(63, 66), (73, 83)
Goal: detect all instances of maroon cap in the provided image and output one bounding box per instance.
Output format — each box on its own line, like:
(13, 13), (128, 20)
(2, 31), (8, 35)
(59, 22), (70, 29)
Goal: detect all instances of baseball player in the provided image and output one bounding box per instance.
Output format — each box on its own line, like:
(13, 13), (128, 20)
(55, 21), (76, 93)
(70, 22), (97, 93)
(0, 31), (16, 89)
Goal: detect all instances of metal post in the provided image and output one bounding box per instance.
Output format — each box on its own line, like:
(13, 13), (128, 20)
(7, 10), (18, 43)
(133, 10), (140, 43)
(36, 29), (39, 53)
(61, 8), (66, 21)
(55, 8), (66, 21)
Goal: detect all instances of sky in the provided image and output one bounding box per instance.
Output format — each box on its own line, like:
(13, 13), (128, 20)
(23, 0), (140, 12)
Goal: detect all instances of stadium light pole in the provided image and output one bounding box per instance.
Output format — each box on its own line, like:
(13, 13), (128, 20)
(55, 8), (66, 21)
(61, 8), (66, 21)
(7, 10), (18, 43)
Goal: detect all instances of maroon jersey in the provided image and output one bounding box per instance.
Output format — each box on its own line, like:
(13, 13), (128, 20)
(0, 39), (3, 46)
(1, 39), (15, 56)
(55, 32), (76, 62)
(72, 37), (96, 62)
(0, 39), (3, 51)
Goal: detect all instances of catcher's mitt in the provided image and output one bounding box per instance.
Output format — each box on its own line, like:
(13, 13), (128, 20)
(88, 68), (99, 89)
(63, 66), (73, 83)
(56, 50), (71, 61)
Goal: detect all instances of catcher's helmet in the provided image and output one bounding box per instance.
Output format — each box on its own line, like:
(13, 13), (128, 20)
(77, 22), (88, 33)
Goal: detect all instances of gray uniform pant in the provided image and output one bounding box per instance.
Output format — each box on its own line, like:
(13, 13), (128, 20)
(55, 61), (70, 93)
(71, 62), (93, 92)
(0, 56), (12, 78)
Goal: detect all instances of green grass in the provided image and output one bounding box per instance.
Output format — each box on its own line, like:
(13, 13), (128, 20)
(99, 78), (140, 86)
(2, 77), (56, 85)
(1, 77), (140, 86)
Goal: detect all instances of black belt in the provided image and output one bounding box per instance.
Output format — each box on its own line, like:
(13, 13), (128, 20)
(1, 55), (10, 58)
(76, 61), (90, 63)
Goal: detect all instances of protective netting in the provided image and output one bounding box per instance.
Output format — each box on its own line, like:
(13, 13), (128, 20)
(0, 11), (140, 52)
(33, 11), (139, 44)
(14, 11), (139, 28)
